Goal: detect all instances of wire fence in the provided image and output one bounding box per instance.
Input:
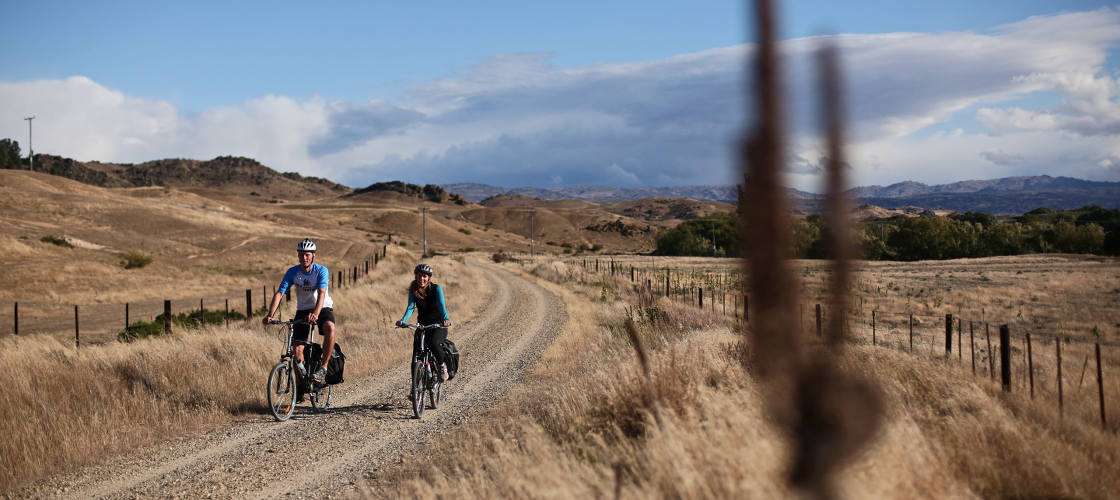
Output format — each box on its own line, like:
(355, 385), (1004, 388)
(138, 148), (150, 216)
(568, 257), (1117, 433)
(3, 246), (388, 346)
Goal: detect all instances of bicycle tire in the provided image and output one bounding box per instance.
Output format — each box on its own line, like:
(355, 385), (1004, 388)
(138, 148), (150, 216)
(309, 383), (333, 413)
(267, 361), (296, 421)
(429, 380), (441, 409)
(411, 360), (426, 419)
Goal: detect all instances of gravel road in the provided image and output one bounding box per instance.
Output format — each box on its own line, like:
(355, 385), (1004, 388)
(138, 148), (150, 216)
(24, 261), (566, 499)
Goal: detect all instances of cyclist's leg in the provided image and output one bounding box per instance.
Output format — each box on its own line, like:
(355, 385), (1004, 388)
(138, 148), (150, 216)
(317, 309), (336, 371)
(426, 327), (449, 366)
(293, 309), (312, 363)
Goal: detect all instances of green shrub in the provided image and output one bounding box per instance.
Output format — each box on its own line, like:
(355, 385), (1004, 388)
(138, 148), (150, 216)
(458, 228), (472, 235)
(120, 251), (152, 269)
(117, 308), (246, 342)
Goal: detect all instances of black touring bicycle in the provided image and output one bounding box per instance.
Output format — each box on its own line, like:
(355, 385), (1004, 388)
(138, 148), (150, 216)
(266, 319), (344, 421)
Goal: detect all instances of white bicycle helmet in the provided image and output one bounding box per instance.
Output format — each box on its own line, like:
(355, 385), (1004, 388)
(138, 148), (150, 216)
(414, 263), (433, 275)
(297, 238), (317, 253)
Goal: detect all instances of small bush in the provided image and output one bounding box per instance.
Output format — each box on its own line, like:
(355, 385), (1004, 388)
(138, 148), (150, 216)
(120, 251), (153, 269)
(458, 228), (472, 235)
(492, 251), (510, 263)
(118, 308), (247, 342)
(40, 235), (73, 248)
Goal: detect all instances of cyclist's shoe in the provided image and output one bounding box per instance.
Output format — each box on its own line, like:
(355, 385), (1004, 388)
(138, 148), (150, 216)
(312, 366), (327, 384)
(439, 363), (449, 382)
(295, 361), (308, 379)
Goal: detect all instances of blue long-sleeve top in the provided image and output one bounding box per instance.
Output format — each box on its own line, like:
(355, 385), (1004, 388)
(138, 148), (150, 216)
(398, 284), (450, 324)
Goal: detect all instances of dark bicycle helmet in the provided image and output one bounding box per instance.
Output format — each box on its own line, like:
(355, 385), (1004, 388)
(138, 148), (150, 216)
(414, 263), (433, 276)
(297, 238), (317, 252)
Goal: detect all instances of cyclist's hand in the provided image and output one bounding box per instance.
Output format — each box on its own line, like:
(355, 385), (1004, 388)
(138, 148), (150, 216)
(442, 320), (451, 328)
(395, 320), (404, 328)
(308, 312), (319, 324)
(262, 315), (272, 326)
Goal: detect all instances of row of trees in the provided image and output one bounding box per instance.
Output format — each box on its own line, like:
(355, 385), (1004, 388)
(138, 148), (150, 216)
(654, 206), (1119, 259)
(0, 139), (24, 169)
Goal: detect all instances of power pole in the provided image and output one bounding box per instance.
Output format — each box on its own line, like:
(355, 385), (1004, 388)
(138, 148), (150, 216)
(530, 209), (535, 261)
(23, 116), (34, 170)
(422, 207), (428, 258)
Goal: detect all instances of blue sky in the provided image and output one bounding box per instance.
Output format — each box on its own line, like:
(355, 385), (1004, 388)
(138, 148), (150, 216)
(1, 1), (1118, 191)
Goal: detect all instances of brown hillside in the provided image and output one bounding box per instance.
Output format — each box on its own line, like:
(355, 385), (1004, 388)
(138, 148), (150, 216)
(604, 197), (735, 222)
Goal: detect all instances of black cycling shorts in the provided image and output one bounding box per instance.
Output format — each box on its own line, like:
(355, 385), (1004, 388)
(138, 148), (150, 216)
(293, 308), (335, 344)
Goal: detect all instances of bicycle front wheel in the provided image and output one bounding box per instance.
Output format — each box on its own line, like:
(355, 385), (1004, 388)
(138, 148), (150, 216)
(267, 361), (296, 421)
(429, 380), (441, 409)
(411, 360), (426, 419)
(310, 383), (333, 413)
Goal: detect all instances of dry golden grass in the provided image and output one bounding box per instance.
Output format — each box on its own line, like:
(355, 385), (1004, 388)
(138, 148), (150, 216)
(367, 256), (1120, 499)
(0, 246), (493, 493)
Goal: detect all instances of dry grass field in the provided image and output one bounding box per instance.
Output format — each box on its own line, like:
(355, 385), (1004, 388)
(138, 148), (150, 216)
(369, 257), (1120, 499)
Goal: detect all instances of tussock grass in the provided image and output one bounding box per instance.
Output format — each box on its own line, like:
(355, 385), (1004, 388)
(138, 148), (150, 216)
(0, 246), (493, 493)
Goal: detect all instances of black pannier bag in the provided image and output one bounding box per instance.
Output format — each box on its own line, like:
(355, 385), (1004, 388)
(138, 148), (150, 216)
(305, 342), (346, 384)
(441, 339), (459, 380)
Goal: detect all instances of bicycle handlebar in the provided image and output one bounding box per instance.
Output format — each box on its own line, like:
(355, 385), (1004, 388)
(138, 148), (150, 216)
(397, 323), (444, 329)
(267, 319), (312, 326)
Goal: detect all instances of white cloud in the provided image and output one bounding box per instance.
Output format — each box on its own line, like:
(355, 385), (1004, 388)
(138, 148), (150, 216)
(1, 8), (1118, 190)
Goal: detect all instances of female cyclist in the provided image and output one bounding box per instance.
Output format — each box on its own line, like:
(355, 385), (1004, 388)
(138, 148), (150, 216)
(395, 263), (452, 381)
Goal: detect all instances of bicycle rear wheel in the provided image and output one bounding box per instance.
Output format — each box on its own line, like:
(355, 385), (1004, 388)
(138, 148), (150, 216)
(310, 383), (333, 413)
(267, 361), (296, 421)
(411, 360), (426, 419)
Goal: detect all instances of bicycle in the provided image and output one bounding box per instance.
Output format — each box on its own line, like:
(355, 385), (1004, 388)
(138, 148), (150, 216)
(398, 323), (445, 419)
(266, 319), (333, 421)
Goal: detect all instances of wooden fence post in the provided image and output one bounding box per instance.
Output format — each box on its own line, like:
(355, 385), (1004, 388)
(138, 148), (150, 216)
(164, 300), (172, 335)
(1000, 324), (1011, 392)
(1027, 334), (1034, 399)
(245, 289), (252, 318)
(1097, 342), (1107, 430)
(958, 318), (962, 361)
(125, 303), (130, 333)
(74, 305), (80, 349)
(816, 304), (822, 338)
(945, 314), (953, 357)
(744, 294), (749, 322)
(665, 270), (670, 298)
(225, 299), (230, 328)
(1057, 339), (1063, 416)
(872, 310), (876, 345)
(699, 288), (704, 309)
(13, 302), (17, 335)
(970, 321), (975, 375)
(986, 323), (994, 380)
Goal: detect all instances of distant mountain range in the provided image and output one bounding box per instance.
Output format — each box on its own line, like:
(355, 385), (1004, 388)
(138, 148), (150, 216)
(445, 176), (1120, 215)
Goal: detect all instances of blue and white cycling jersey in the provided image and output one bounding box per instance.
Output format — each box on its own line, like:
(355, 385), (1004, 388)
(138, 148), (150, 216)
(277, 262), (334, 311)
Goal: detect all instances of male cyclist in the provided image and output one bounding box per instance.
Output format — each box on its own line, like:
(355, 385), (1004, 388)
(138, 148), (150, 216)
(263, 238), (336, 385)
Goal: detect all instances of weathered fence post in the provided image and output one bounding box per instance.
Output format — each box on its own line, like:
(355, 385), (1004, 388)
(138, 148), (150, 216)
(970, 321), (975, 375)
(958, 318), (962, 361)
(1057, 339), (1063, 416)
(200, 298), (204, 317)
(630, 266), (634, 282)
(164, 300), (172, 335)
(245, 289), (252, 318)
(225, 299), (230, 328)
(74, 305), (80, 348)
(1026, 334), (1035, 399)
(13, 302), (17, 335)
(744, 294), (749, 322)
(375, 253), (379, 266)
(1097, 342), (1107, 430)
(945, 314), (953, 357)
(665, 270), (670, 298)
(815, 304), (822, 338)
(1000, 324), (1011, 392)
(872, 310), (876, 345)
(125, 303), (130, 333)
(987, 323), (994, 380)
(699, 288), (704, 309)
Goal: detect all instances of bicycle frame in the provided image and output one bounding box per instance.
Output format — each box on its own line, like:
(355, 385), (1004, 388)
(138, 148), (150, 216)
(267, 319), (332, 421)
(400, 323), (444, 418)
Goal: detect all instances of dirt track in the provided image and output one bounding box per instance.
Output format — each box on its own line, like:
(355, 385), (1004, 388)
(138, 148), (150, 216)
(24, 261), (566, 498)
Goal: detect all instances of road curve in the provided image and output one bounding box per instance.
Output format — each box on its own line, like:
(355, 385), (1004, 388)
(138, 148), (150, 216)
(24, 261), (566, 499)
